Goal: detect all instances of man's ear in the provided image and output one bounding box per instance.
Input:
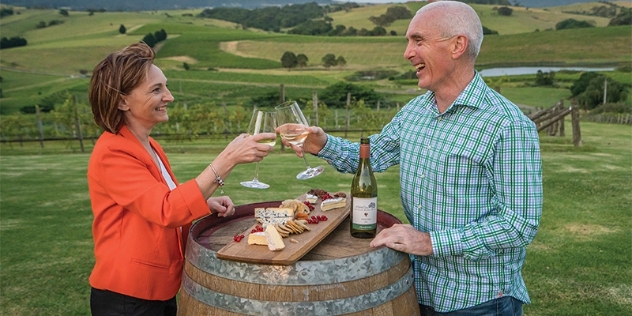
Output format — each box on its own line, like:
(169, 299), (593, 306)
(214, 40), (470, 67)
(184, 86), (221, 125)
(451, 35), (468, 59)
(118, 96), (129, 111)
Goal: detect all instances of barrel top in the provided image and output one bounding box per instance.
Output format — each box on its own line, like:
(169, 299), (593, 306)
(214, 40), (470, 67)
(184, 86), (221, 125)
(185, 201), (406, 285)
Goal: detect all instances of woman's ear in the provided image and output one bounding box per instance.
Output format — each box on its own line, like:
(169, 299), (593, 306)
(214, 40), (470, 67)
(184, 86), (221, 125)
(118, 96), (129, 111)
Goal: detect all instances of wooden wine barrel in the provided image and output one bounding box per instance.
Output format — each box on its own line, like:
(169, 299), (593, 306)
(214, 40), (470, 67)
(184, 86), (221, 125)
(178, 201), (419, 316)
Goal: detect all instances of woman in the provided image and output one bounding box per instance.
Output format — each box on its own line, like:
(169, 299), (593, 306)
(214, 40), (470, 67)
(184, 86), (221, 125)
(87, 42), (275, 315)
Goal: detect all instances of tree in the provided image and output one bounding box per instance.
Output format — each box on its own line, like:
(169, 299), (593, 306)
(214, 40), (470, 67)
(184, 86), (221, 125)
(336, 56), (347, 68)
(570, 72), (601, 97)
(281, 51), (298, 70)
(322, 53), (337, 68)
(296, 54), (308, 68)
(0, 7), (14, 18)
(319, 82), (383, 108)
(154, 29), (167, 42)
(371, 26), (387, 36)
(119, 24), (126, 34)
(142, 33), (157, 48)
(609, 8), (632, 26)
(250, 90), (281, 108)
(534, 70), (555, 86)
(575, 76), (629, 110)
(329, 24), (346, 36)
(183, 62), (190, 70)
(59, 9), (69, 17)
(369, 6), (412, 27)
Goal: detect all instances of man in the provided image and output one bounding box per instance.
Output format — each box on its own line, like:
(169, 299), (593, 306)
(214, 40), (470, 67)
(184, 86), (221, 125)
(287, 1), (543, 315)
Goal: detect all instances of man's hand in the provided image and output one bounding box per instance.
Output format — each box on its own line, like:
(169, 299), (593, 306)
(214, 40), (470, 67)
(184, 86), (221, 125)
(370, 224), (434, 256)
(277, 126), (328, 157)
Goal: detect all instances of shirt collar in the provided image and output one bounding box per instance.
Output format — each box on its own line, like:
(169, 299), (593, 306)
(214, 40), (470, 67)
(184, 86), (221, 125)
(422, 71), (488, 115)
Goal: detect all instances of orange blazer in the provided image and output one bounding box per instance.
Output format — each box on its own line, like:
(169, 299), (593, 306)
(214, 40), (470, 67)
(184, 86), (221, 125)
(87, 125), (211, 300)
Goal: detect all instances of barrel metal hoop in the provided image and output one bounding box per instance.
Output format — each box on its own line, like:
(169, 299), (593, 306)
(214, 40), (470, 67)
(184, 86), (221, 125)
(182, 265), (415, 315)
(186, 239), (407, 285)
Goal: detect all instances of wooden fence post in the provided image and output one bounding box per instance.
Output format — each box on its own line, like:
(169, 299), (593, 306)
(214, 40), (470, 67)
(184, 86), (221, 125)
(280, 84), (285, 106)
(73, 95), (85, 153)
(36, 105), (44, 148)
(280, 86), (286, 152)
(312, 91), (318, 126)
(345, 92), (351, 138)
(571, 105), (582, 147)
(558, 100), (565, 137)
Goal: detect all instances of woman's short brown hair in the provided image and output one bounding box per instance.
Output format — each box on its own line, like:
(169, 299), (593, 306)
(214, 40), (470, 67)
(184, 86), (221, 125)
(89, 42), (155, 133)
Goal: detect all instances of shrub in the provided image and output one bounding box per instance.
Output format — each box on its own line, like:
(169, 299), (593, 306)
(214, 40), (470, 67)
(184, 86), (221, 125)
(497, 7), (513, 16)
(0, 36), (27, 49)
(591, 102), (632, 114)
(483, 26), (499, 35)
(556, 19), (594, 30)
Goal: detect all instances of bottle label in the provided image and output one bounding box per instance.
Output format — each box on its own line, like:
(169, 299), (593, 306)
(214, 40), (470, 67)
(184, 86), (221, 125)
(352, 197), (377, 230)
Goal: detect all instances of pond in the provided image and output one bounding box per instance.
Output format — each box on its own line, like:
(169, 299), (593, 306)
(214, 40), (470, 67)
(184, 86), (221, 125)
(479, 67), (615, 77)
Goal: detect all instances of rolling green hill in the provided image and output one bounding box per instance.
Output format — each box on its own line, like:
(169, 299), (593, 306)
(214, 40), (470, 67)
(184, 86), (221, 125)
(0, 3), (630, 115)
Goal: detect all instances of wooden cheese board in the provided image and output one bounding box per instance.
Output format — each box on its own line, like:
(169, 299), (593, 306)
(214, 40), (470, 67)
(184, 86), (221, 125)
(215, 194), (351, 265)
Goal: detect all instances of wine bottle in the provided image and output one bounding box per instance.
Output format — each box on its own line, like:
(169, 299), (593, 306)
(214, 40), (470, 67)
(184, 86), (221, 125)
(350, 138), (378, 238)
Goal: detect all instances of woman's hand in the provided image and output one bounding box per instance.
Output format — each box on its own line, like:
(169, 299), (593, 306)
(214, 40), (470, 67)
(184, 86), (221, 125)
(196, 133), (277, 200)
(219, 133), (276, 165)
(207, 196), (235, 217)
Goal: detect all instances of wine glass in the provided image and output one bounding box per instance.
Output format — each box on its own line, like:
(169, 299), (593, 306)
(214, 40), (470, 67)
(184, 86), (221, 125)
(240, 109), (277, 189)
(275, 101), (324, 180)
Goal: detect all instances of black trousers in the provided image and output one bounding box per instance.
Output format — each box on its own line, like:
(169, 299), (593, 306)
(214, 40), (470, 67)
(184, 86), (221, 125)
(90, 288), (177, 316)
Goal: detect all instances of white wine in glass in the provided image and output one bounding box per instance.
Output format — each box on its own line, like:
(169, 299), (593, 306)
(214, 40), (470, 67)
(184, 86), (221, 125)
(240, 110), (277, 189)
(276, 101), (324, 180)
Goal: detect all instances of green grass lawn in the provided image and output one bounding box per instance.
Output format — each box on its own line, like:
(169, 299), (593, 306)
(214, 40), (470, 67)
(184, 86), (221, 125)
(1, 122), (631, 315)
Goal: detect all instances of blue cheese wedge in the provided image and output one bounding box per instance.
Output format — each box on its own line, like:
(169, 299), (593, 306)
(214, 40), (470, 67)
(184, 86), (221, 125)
(320, 197), (346, 211)
(265, 225), (285, 251)
(254, 207), (294, 226)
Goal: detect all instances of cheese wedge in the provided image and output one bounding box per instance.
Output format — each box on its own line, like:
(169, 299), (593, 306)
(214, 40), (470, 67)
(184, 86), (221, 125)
(305, 193), (318, 203)
(320, 197), (346, 211)
(255, 207), (294, 226)
(265, 225), (285, 251)
(247, 232), (267, 246)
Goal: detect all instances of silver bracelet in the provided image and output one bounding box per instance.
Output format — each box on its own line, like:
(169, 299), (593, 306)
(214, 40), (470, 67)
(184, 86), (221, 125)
(209, 163), (225, 194)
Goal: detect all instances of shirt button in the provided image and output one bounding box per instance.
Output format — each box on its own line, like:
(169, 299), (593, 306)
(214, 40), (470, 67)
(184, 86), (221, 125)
(420, 174), (425, 178)
(437, 117), (442, 121)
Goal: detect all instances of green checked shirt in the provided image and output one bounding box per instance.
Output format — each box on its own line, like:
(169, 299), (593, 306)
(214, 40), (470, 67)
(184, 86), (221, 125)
(318, 72), (542, 312)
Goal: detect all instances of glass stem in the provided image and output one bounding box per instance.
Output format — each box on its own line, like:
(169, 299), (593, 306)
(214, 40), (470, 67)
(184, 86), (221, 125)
(299, 146), (311, 169)
(253, 162), (260, 181)
(302, 155), (311, 169)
